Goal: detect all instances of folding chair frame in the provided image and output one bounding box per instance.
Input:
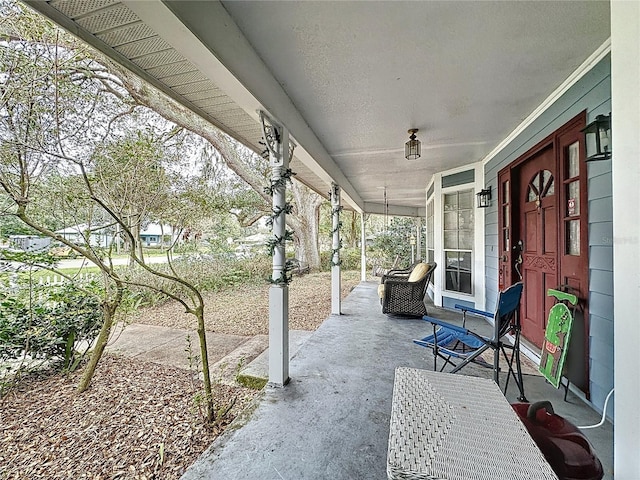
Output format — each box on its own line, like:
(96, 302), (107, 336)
(417, 282), (527, 401)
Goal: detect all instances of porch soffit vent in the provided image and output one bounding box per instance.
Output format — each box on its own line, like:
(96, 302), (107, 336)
(44, 0), (261, 149)
(35, 0), (330, 199)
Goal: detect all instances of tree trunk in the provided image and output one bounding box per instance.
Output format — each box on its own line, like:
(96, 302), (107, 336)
(131, 218), (144, 263)
(194, 304), (215, 423)
(289, 181), (325, 270)
(77, 286), (123, 393)
(104, 63), (326, 272)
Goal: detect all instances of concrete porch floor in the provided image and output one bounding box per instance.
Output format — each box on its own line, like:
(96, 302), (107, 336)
(181, 280), (613, 480)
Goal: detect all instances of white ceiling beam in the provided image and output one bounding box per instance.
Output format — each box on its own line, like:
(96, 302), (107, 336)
(363, 202), (425, 218)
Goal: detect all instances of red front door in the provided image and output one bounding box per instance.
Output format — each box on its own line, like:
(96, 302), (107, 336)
(516, 145), (559, 348)
(497, 112), (590, 396)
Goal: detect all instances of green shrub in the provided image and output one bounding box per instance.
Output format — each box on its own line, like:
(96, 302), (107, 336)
(319, 247), (362, 271)
(369, 218), (415, 263)
(121, 254), (272, 307)
(0, 281), (103, 368)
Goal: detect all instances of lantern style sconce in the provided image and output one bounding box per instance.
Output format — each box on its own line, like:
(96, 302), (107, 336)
(405, 129), (421, 160)
(582, 114), (611, 161)
(476, 186), (492, 208)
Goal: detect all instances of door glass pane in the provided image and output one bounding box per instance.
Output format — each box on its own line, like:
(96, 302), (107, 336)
(459, 272), (472, 294)
(459, 252), (472, 271)
(444, 211), (457, 230)
(503, 205), (509, 228)
(528, 173), (540, 201)
(542, 170), (554, 196)
(566, 220), (580, 255)
(444, 231), (458, 249)
(445, 251), (461, 291)
(459, 230), (473, 250)
(503, 180), (509, 201)
(503, 229), (509, 248)
(459, 210), (473, 230)
(458, 190), (474, 209)
(427, 200), (434, 249)
(567, 181), (580, 216)
(444, 193), (457, 211)
(445, 271), (458, 291)
(442, 189), (474, 294)
(445, 251), (458, 266)
(568, 142), (579, 178)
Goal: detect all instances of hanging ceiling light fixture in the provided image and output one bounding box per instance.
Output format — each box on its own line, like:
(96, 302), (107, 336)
(405, 129), (421, 160)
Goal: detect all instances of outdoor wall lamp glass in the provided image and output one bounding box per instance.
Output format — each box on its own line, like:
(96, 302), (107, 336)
(476, 186), (492, 208)
(582, 114), (611, 161)
(405, 129), (421, 160)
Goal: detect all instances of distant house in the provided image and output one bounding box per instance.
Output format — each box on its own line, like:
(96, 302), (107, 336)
(54, 224), (113, 248)
(234, 232), (269, 257)
(139, 223), (173, 247)
(8, 235), (51, 252)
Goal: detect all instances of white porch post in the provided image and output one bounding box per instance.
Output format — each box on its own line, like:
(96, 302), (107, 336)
(612, 2), (640, 477)
(361, 213), (367, 282)
(331, 183), (342, 315)
(415, 217), (423, 261)
(261, 112), (290, 388)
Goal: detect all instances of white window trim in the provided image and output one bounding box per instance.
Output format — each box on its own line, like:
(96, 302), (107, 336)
(429, 162), (486, 310)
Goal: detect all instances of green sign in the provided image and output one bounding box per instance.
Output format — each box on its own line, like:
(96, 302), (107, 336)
(539, 289), (577, 388)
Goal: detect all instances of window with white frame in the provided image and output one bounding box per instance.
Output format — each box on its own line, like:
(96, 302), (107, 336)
(443, 189), (474, 294)
(426, 199), (434, 263)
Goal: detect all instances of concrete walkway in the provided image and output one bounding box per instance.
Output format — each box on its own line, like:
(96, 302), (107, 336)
(179, 281), (613, 480)
(106, 323), (312, 386)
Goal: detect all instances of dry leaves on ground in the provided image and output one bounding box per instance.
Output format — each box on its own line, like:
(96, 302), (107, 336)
(0, 355), (258, 480)
(1, 270), (365, 479)
(133, 270), (362, 334)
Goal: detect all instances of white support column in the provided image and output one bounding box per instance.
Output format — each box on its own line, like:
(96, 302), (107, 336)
(331, 183), (342, 315)
(415, 217), (423, 261)
(612, 2), (640, 477)
(360, 213), (367, 282)
(261, 112), (291, 388)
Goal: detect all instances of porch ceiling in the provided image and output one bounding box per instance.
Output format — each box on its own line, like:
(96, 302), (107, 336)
(25, 0), (610, 216)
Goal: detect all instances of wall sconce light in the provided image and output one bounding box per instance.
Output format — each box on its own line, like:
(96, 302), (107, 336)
(476, 186), (492, 208)
(405, 129), (421, 160)
(582, 114), (611, 161)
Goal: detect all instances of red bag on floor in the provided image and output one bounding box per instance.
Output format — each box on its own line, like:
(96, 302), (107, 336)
(512, 401), (603, 480)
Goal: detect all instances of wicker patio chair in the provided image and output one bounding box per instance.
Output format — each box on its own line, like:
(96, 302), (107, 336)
(379, 262), (436, 317)
(380, 261), (421, 284)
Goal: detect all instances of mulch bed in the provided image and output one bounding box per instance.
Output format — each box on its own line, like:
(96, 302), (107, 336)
(0, 355), (257, 479)
(132, 271), (362, 335)
(1, 270), (364, 478)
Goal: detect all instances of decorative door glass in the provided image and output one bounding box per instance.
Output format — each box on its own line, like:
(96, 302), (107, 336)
(564, 142), (581, 256)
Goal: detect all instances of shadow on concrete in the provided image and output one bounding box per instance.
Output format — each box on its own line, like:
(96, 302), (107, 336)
(180, 281), (613, 480)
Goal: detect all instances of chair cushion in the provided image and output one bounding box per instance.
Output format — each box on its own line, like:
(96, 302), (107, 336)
(378, 283), (385, 298)
(408, 263), (429, 282)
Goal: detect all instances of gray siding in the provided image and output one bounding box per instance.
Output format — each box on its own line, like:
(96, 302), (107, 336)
(483, 55), (613, 413)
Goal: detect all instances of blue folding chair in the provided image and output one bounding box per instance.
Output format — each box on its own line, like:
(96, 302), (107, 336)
(414, 282), (527, 401)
